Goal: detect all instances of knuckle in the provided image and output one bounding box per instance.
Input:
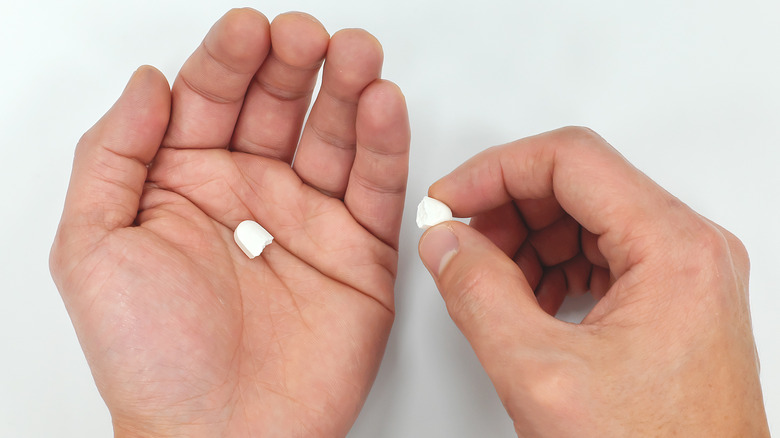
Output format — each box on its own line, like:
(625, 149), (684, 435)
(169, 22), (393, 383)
(696, 224), (751, 287)
(721, 228), (751, 274)
(75, 129), (98, 156)
(672, 217), (745, 286)
(552, 126), (616, 163)
(525, 364), (577, 408)
(48, 229), (70, 289)
(695, 223), (733, 262)
(48, 240), (62, 284)
(505, 356), (589, 431)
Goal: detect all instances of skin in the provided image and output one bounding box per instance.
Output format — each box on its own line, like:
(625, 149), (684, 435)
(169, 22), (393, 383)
(50, 7), (768, 437)
(418, 127), (770, 437)
(49, 9), (409, 437)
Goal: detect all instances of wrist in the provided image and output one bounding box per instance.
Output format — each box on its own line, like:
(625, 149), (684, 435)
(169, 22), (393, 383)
(112, 418), (211, 438)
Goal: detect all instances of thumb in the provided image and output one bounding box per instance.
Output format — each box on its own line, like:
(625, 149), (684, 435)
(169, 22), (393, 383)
(420, 222), (594, 433)
(51, 66), (170, 286)
(419, 221), (557, 368)
(61, 66), (170, 235)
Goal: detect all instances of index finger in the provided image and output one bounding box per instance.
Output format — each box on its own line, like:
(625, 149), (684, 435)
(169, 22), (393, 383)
(163, 8), (271, 149)
(428, 126), (684, 277)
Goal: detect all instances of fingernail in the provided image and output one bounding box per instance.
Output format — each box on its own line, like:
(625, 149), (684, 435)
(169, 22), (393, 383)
(420, 225), (459, 278)
(122, 66), (145, 95)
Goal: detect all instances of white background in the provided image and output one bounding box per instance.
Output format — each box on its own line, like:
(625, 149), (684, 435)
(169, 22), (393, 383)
(2, 0), (778, 436)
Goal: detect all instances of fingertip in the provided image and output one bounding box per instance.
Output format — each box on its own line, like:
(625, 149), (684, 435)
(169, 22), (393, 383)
(271, 12), (330, 67)
(361, 79), (406, 106)
(330, 27), (383, 57)
(92, 65), (171, 163)
(208, 8), (271, 72)
(426, 172), (457, 209)
(426, 146), (510, 219)
(326, 28), (384, 90)
(129, 65), (171, 103)
(225, 7), (271, 31)
(357, 80), (410, 145)
(131, 64), (166, 83)
(278, 10), (327, 28)
(424, 186), (461, 221)
(228, 6), (269, 20)
(426, 179), (447, 202)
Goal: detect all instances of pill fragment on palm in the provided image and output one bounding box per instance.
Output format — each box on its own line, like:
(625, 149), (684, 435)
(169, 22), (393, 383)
(234, 220), (273, 259)
(416, 196), (453, 229)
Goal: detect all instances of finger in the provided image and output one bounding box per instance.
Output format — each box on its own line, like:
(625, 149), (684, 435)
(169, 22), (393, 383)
(559, 254), (592, 297)
(163, 8), (271, 149)
(535, 254), (595, 316)
(429, 126), (679, 276)
(581, 228), (608, 268)
(535, 267), (567, 316)
(344, 80), (410, 249)
(468, 202), (528, 258)
(513, 242), (543, 290)
(231, 12), (329, 162)
(293, 28), (383, 197)
(527, 215), (580, 267)
(55, 66), (170, 244)
(418, 222), (565, 388)
(515, 197), (566, 231)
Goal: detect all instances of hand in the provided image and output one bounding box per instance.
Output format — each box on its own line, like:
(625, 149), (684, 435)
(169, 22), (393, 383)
(50, 9), (409, 437)
(418, 127), (769, 437)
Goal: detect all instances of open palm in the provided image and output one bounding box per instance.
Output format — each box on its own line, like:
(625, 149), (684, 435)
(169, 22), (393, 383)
(50, 9), (409, 437)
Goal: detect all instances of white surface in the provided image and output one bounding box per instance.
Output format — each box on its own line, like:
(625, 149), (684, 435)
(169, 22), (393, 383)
(416, 196), (454, 229)
(234, 220), (273, 259)
(1, 1), (778, 436)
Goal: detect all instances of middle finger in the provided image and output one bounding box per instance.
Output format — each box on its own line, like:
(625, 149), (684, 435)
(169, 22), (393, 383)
(231, 12), (330, 162)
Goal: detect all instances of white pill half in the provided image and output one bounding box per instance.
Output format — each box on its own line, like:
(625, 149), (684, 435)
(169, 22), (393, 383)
(234, 220), (274, 259)
(416, 196), (454, 229)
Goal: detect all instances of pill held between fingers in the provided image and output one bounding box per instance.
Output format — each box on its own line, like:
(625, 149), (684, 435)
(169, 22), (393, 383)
(416, 196), (454, 229)
(234, 220), (274, 259)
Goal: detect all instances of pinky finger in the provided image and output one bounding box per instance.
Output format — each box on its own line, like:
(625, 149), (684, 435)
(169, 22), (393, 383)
(344, 80), (410, 249)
